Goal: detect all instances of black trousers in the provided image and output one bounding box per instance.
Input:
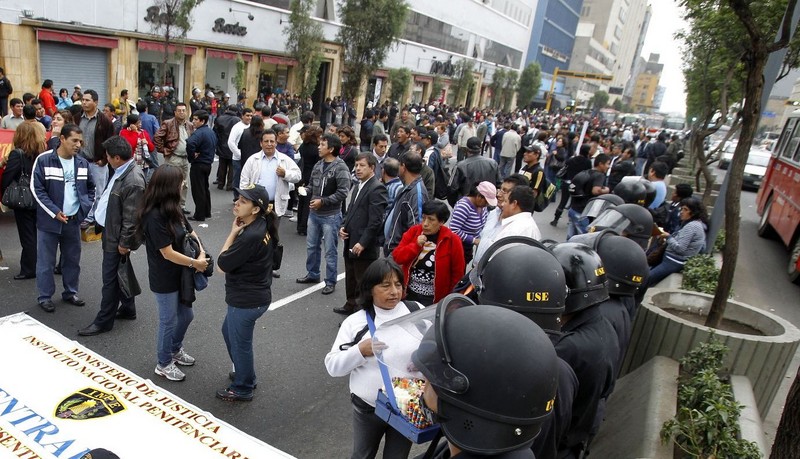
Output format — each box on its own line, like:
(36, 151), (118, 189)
(190, 162), (212, 219)
(93, 249), (135, 330)
(216, 158), (233, 188)
(296, 193), (311, 234)
(0, 97), (8, 117)
(344, 255), (374, 309)
(14, 209), (37, 277)
(554, 180), (571, 219)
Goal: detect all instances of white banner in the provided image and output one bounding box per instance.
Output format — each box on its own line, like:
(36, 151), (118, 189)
(0, 313), (294, 459)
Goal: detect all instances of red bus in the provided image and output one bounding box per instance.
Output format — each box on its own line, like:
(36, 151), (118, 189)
(756, 111), (800, 284)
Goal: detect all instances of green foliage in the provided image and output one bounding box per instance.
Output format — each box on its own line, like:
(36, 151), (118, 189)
(661, 338), (761, 459)
(612, 99), (623, 111)
(681, 254), (722, 295)
(337, 0), (409, 103)
(388, 68), (412, 105)
(589, 90), (609, 110)
(489, 68), (505, 109)
(429, 74), (444, 104)
(234, 55), (246, 93)
(284, 0), (324, 99)
(501, 70), (518, 112)
(449, 60), (475, 107)
(147, 0), (204, 75)
(516, 63), (541, 110)
(714, 229), (726, 253)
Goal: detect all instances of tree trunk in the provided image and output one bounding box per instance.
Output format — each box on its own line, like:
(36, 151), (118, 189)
(770, 367), (800, 458)
(705, 49), (768, 327)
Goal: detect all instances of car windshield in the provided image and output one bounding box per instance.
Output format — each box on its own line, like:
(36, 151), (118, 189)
(747, 154), (771, 167)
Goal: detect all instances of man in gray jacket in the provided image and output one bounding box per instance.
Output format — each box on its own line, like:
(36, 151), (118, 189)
(78, 136), (145, 336)
(447, 137), (500, 206)
(296, 133), (351, 295)
(383, 152), (429, 255)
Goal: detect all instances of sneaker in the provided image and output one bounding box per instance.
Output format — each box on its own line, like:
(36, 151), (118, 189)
(284, 210), (294, 218)
(172, 348), (196, 366)
(155, 362), (185, 381)
(289, 216), (298, 222)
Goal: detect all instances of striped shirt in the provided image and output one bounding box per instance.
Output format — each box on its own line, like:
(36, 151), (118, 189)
(449, 197), (488, 245)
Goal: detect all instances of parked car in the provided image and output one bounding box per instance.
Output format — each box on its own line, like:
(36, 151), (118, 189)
(742, 149), (772, 190)
(717, 141), (738, 169)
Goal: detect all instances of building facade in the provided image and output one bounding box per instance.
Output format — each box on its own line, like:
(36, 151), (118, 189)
(630, 53), (663, 112)
(527, 0), (584, 102)
(0, 0), (536, 118)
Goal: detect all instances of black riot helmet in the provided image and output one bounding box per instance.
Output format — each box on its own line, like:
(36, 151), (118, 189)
(581, 193), (625, 221)
(470, 236), (567, 332)
(612, 180), (647, 206)
(641, 179), (657, 207)
(571, 230), (649, 297)
(589, 203), (654, 250)
(551, 243), (609, 314)
(411, 296), (559, 455)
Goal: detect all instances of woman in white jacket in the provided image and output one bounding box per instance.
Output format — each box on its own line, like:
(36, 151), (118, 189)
(325, 259), (416, 459)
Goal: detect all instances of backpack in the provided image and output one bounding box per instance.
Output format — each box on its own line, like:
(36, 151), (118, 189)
(338, 301), (423, 351)
(526, 166), (556, 212)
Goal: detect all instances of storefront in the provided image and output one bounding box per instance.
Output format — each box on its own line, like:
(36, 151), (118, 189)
(258, 56), (295, 97)
(137, 41), (193, 101)
(37, 30), (116, 106)
(206, 50), (252, 96)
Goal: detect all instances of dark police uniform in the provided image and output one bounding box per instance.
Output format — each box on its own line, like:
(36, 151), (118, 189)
(531, 358), (578, 459)
(418, 441), (535, 458)
(554, 306), (619, 458)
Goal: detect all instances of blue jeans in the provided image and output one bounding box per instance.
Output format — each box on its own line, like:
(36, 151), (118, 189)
(567, 208), (589, 240)
(647, 257), (684, 287)
(545, 167), (558, 202)
(232, 159), (242, 201)
(36, 220), (81, 303)
(155, 291), (194, 367)
(499, 156), (515, 179)
(86, 162), (108, 223)
(306, 211), (342, 286)
(222, 304), (269, 395)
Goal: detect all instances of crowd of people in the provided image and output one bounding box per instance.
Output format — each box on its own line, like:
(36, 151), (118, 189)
(0, 75), (711, 458)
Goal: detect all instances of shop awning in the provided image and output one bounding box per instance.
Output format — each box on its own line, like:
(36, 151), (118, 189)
(260, 55), (297, 66)
(37, 30), (118, 49)
(207, 49), (253, 61)
(138, 40), (197, 55)
(414, 75), (433, 83)
(374, 70), (388, 78)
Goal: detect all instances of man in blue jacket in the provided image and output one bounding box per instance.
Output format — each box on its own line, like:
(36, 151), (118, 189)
(31, 124), (96, 312)
(186, 110), (216, 222)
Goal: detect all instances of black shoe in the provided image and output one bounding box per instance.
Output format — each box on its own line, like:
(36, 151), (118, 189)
(228, 371), (258, 388)
(39, 300), (55, 313)
(549, 219), (558, 227)
(297, 231), (307, 236)
(13, 274), (35, 280)
(116, 310), (137, 320)
(63, 295), (86, 306)
(321, 285), (336, 295)
(53, 266), (62, 275)
(296, 276), (320, 284)
(216, 388), (253, 402)
(188, 216), (205, 222)
(217, 185), (224, 190)
(182, 208), (190, 214)
(333, 305), (354, 315)
(78, 323), (110, 336)
(272, 271), (281, 278)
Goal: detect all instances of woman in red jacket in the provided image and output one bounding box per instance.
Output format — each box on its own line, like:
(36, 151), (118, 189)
(119, 114), (156, 180)
(391, 200), (465, 305)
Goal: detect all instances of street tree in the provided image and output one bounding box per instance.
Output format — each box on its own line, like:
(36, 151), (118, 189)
(612, 99), (623, 111)
(501, 70), (518, 112)
(589, 90), (609, 110)
(388, 68), (412, 105)
(489, 68), (506, 110)
(337, 0), (409, 104)
(692, 0), (799, 329)
(284, 0), (324, 99)
(145, 0), (203, 89)
(429, 74), (444, 104)
(450, 60), (475, 107)
(516, 62), (542, 110)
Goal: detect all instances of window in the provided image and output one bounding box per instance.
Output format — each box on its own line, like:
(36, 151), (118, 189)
(784, 118), (800, 160)
(776, 118), (796, 158)
(618, 7), (627, 23)
(582, 6), (591, 16)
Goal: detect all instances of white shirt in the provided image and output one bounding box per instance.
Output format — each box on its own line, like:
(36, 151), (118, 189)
(288, 121), (304, 150)
(473, 211), (540, 266)
(227, 121), (249, 161)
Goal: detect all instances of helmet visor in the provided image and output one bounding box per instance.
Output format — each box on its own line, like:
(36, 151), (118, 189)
(375, 294), (475, 394)
(581, 198), (616, 220)
(589, 208), (630, 234)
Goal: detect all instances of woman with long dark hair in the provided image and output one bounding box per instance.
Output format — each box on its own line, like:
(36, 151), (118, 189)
(216, 184), (278, 402)
(324, 258), (415, 459)
(647, 197), (708, 287)
(337, 125), (359, 172)
(135, 165), (208, 382)
(238, 115), (265, 166)
(2, 122), (46, 279)
(296, 125), (322, 235)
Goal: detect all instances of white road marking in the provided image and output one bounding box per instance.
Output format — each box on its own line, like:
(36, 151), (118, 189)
(268, 272), (347, 311)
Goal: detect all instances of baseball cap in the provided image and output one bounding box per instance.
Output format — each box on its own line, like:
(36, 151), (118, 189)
(74, 84), (82, 90)
(524, 143), (542, 153)
(422, 130), (439, 145)
(234, 184), (271, 212)
(271, 113), (290, 125)
(477, 181), (498, 207)
(466, 136), (482, 152)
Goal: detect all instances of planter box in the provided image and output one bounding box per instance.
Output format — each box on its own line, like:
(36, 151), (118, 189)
(621, 289), (800, 416)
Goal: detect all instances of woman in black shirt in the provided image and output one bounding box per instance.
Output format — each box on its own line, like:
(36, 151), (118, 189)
(135, 165), (208, 382)
(216, 184), (276, 401)
(296, 125), (322, 235)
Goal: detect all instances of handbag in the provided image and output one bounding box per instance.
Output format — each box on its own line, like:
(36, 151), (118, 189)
(647, 239), (667, 267)
(1, 150), (36, 211)
(273, 242), (284, 270)
(117, 254), (141, 298)
(556, 164), (569, 179)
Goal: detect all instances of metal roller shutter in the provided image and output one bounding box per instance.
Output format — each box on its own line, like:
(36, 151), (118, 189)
(39, 42), (109, 106)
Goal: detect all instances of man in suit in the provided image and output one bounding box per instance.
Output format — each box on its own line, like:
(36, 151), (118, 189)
(335, 152), (388, 315)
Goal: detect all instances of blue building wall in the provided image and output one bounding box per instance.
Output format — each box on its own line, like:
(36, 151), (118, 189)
(526, 0), (583, 75)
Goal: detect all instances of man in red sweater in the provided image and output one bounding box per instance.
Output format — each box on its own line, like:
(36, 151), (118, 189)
(38, 79), (57, 117)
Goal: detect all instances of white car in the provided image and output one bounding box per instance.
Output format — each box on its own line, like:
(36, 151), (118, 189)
(717, 141), (738, 169)
(742, 149), (772, 190)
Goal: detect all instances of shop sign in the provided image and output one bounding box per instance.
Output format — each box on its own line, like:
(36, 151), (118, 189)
(322, 47), (338, 56)
(213, 18), (248, 36)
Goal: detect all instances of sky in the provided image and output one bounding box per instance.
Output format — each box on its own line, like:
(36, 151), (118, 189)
(641, 1), (688, 115)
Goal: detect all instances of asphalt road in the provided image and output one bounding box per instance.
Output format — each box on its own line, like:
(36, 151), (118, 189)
(0, 166), (797, 457)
